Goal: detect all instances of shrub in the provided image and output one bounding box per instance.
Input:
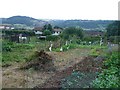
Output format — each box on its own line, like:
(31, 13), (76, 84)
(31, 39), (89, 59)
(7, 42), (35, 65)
(91, 52), (120, 88)
(46, 35), (60, 41)
(83, 36), (100, 42)
(2, 41), (14, 52)
(108, 36), (120, 44)
(43, 30), (51, 36)
(3, 30), (35, 36)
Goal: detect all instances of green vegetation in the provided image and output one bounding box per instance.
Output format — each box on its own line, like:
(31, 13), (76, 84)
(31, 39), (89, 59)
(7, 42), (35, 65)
(43, 30), (52, 36)
(92, 52), (120, 88)
(3, 30), (35, 36)
(106, 21), (120, 37)
(83, 36), (100, 42)
(2, 41), (35, 65)
(106, 21), (120, 43)
(53, 43), (106, 52)
(53, 43), (78, 52)
(89, 48), (103, 57)
(43, 24), (53, 32)
(61, 72), (86, 88)
(46, 35), (60, 41)
(2, 37), (49, 65)
(61, 27), (83, 40)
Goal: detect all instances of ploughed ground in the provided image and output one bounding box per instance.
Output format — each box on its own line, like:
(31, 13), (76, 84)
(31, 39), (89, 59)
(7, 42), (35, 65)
(2, 48), (105, 88)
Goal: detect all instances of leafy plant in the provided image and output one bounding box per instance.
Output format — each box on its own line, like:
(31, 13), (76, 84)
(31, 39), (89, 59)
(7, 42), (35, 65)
(91, 52), (120, 88)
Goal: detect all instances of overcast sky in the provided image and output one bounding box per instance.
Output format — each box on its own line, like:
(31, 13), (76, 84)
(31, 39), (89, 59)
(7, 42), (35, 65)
(0, 0), (119, 20)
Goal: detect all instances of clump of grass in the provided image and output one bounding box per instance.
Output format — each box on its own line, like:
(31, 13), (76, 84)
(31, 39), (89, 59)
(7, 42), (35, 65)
(89, 48), (101, 57)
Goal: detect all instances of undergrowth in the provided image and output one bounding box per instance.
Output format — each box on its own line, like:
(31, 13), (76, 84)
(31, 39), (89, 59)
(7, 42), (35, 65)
(91, 51), (120, 88)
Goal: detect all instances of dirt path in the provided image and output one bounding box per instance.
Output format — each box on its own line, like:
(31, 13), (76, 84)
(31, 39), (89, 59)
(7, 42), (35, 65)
(2, 48), (91, 88)
(48, 48), (90, 71)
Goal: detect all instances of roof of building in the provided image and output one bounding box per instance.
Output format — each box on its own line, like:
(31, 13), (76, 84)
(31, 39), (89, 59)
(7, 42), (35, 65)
(0, 24), (12, 27)
(53, 29), (62, 32)
(33, 27), (43, 31)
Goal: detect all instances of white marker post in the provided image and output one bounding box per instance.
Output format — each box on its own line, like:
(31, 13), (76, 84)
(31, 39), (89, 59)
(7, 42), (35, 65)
(49, 43), (53, 51)
(100, 38), (103, 46)
(60, 47), (63, 52)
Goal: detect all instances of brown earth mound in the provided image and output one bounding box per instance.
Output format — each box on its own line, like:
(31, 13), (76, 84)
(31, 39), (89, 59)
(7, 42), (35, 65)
(20, 50), (55, 71)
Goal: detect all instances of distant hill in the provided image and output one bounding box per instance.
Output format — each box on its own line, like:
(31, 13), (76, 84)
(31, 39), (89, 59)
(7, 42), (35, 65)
(1, 16), (114, 30)
(2, 16), (48, 27)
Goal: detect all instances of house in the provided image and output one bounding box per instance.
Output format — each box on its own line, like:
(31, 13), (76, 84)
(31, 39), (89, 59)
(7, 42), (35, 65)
(0, 24), (14, 30)
(33, 27), (43, 35)
(52, 29), (62, 36)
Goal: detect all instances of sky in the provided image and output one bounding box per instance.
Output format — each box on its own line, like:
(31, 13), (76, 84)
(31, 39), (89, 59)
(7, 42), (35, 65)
(0, 0), (119, 20)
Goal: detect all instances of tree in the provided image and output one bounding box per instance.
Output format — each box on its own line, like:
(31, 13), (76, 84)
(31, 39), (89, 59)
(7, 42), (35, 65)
(43, 30), (51, 36)
(106, 21), (120, 43)
(43, 24), (48, 30)
(43, 24), (53, 32)
(48, 24), (53, 31)
(106, 21), (120, 37)
(61, 27), (84, 40)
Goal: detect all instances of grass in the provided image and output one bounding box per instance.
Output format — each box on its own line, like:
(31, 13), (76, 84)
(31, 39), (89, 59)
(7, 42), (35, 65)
(2, 36), (52, 65)
(79, 44), (107, 49)
(2, 36), (107, 66)
(2, 43), (35, 65)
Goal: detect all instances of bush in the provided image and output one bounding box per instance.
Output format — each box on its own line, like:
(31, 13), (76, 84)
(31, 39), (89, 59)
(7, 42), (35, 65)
(61, 27), (84, 40)
(92, 52), (120, 88)
(83, 36), (100, 42)
(2, 41), (14, 52)
(108, 36), (120, 44)
(43, 30), (51, 36)
(46, 35), (60, 41)
(3, 30), (35, 36)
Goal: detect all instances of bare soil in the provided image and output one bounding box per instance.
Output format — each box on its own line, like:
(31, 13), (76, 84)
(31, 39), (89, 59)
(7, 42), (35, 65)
(34, 55), (105, 88)
(2, 48), (101, 88)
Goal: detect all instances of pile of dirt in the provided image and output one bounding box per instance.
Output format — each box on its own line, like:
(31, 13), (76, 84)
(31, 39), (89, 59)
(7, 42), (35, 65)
(20, 50), (55, 71)
(74, 56), (105, 72)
